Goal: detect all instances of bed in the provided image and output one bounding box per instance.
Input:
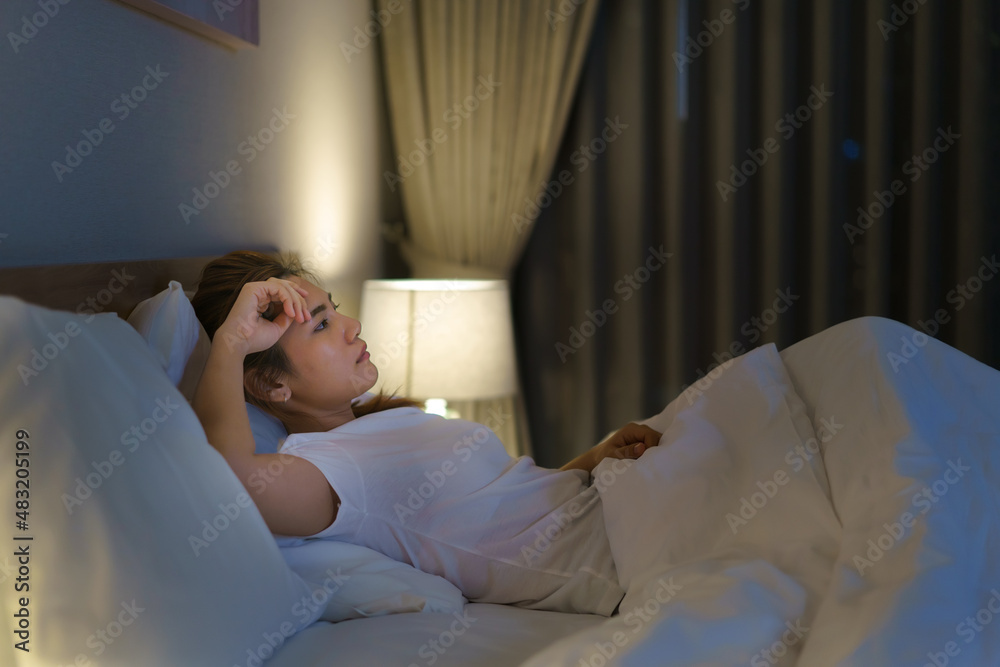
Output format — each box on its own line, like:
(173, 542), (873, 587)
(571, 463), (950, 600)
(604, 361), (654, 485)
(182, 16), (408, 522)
(2, 256), (999, 666)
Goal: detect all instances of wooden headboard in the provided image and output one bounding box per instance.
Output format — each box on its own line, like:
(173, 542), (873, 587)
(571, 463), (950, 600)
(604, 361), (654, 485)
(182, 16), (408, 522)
(0, 256), (216, 318)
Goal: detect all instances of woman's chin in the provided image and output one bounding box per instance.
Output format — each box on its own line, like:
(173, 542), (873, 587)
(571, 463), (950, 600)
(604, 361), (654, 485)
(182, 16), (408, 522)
(351, 363), (378, 394)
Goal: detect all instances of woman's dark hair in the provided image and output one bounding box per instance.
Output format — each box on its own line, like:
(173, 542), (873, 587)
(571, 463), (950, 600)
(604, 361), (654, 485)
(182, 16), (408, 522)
(190, 250), (420, 423)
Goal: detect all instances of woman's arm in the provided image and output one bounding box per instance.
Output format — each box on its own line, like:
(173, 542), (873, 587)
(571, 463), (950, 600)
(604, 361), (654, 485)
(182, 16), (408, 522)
(192, 278), (339, 537)
(560, 422), (662, 474)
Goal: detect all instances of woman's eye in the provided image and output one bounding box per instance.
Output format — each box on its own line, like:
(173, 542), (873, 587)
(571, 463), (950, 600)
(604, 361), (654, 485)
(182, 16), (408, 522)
(315, 319), (328, 331)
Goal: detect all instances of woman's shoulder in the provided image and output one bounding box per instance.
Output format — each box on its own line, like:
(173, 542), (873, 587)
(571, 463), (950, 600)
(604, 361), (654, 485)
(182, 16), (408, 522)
(280, 406), (436, 448)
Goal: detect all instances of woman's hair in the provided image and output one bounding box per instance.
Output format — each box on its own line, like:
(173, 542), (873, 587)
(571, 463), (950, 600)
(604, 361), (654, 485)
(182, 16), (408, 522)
(190, 250), (420, 422)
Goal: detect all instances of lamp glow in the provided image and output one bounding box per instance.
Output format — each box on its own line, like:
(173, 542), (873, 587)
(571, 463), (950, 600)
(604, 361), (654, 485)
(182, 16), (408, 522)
(358, 280), (518, 412)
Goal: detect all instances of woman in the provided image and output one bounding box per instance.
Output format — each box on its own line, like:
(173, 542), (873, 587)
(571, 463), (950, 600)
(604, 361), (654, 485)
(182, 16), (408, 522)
(191, 251), (662, 615)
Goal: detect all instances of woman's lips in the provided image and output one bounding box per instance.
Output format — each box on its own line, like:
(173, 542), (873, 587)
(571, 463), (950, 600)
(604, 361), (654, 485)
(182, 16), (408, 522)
(356, 344), (369, 363)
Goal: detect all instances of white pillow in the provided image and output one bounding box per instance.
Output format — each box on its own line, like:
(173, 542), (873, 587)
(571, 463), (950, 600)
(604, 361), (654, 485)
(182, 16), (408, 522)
(279, 540), (466, 622)
(250, 393), (377, 455)
(126, 280), (210, 402)
(249, 402), (289, 454)
(0, 296), (322, 666)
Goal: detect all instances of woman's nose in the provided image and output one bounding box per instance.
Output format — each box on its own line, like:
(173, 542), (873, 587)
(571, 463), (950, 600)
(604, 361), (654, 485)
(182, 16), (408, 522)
(346, 317), (361, 340)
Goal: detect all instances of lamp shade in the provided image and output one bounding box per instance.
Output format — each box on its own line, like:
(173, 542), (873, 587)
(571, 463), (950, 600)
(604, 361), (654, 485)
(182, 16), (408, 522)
(358, 279), (518, 401)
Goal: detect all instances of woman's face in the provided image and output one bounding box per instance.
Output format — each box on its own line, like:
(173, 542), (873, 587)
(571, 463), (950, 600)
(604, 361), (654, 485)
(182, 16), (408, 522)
(275, 276), (378, 410)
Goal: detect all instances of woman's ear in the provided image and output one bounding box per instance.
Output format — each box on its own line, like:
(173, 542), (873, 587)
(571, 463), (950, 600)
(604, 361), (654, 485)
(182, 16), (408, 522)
(244, 368), (290, 404)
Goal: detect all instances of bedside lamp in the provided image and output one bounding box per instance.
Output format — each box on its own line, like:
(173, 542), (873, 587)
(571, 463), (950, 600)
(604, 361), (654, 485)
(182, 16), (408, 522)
(358, 279), (518, 418)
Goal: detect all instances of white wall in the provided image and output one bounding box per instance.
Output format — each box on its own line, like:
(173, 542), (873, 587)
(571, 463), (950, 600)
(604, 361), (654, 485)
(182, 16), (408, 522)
(0, 0), (386, 313)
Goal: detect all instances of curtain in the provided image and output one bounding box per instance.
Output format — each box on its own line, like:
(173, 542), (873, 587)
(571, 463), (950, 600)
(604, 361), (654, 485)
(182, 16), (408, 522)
(377, 0), (601, 276)
(513, 0), (999, 468)
(376, 0), (602, 456)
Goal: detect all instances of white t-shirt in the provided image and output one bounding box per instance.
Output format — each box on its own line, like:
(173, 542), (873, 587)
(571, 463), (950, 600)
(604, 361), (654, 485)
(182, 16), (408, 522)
(278, 407), (624, 616)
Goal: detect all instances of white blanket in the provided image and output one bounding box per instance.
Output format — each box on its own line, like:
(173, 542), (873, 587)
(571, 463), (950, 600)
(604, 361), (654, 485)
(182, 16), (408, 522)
(522, 317), (1000, 666)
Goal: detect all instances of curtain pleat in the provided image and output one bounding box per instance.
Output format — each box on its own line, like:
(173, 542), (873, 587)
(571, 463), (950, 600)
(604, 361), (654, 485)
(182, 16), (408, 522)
(513, 0), (999, 468)
(862, 0), (891, 316)
(378, 0), (601, 276)
(909, 2), (935, 317)
(956, 0), (991, 353)
(759, 0), (784, 330)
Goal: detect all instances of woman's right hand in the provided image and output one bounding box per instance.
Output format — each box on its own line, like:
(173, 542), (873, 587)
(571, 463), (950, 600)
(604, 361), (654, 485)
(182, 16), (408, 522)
(559, 423), (663, 474)
(213, 278), (310, 356)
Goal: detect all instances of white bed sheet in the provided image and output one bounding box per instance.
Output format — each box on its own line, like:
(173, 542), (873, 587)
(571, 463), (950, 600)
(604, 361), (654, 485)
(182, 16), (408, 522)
(782, 316), (1000, 664)
(521, 317), (1000, 666)
(267, 602), (605, 666)
(524, 340), (840, 666)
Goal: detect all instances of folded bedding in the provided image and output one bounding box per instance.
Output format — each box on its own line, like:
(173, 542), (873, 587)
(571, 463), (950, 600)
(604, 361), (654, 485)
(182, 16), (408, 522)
(524, 317), (1000, 666)
(782, 317), (1000, 665)
(526, 342), (841, 666)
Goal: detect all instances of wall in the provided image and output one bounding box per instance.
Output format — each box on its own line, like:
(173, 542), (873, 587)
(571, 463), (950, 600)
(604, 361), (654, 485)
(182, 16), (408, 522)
(0, 0), (386, 313)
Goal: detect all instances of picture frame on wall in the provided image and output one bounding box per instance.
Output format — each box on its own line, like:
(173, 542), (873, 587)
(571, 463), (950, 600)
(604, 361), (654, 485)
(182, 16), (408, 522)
(116, 0), (259, 50)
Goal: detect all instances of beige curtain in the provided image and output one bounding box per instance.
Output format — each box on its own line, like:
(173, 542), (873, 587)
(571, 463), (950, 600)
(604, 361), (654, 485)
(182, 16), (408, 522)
(377, 0), (601, 456)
